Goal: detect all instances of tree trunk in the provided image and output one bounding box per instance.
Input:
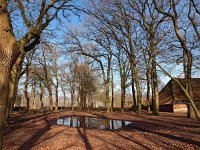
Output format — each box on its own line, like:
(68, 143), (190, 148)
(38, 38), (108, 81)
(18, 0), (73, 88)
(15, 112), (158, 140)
(6, 53), (24, 124)
(110, 68), (114, 112)
(185, 52), (194, 118)
(105, 56), (111, 112)
(6, 67), (19, 125)
(84, 92), (87, 109)
(63, 91), (66, 109)
(146, 69), (151, 112)
(32, 83), (36, 109)
(121, 80), (126, 111)
(48, 86), (53, 112)
(173, 16), (194, 118)
(150, 34), (159, 115)
(0, 66), (10, 149)
(71, 92), (74, 111)
(105, 81), (110, 112)
(55, 81), (59, 112)
(151, 68), (155, 111)
(0, 1), (20, 148)
(187, 103), (195, 118)
(24, 68), (30, 113)
(79, 86), (83, 110)
(130, 54), (141, 116)
(128, 28), (140, 114)
(187, 82), (195, 118)
(131, 71), (137, 111)
(39, 81), (44, 109)
(152, 67), (159, 115)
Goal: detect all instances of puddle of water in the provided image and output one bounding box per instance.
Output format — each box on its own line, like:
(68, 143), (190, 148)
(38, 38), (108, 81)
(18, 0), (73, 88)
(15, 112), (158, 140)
(56, 116), (132, 130)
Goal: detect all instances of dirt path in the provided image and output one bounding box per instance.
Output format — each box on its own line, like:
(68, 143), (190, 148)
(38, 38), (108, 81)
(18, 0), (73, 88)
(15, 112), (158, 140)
(3, 111), (200, 150)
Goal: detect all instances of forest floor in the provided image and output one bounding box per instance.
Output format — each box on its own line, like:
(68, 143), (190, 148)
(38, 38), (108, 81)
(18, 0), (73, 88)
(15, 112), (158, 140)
(3, 111), (200, 150)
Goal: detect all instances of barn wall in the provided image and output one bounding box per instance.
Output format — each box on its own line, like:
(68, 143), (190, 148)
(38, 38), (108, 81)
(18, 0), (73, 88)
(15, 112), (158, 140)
(159, 104), (173, 112)
(172, 79), (200, 101)
(173, 104), (187, 113)
(159, 81), (173, 104)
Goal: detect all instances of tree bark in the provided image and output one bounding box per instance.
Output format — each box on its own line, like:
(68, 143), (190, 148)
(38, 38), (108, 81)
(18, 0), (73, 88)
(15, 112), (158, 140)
(0, 66), (10, 149)
(121, 80), (126, 111)
(55, 78), (59, 112)
(130, 53), (141, 116)
(32, 82), (36, 109)
(83, 92), (87, 109)
(48, 90), (53, 112)
(24, 68), (30, 113)
(5, 63), (20, 125)
(150, 34), (159, 115)
(0, 1), (20, 148)
(131, 71), (137, 111)
(184, 51), (194, 118)
(63, 90), (66, 109)
(105, 54), (112, 112)
(48, 86), (53, 112)
(71, 92), (74, 111)
(110, 68), (114, 112)
(39, 81), (44, 109)
(127, 19), (141, 115)
(105, 81), (110, 112)
(146, 69), (151, 112)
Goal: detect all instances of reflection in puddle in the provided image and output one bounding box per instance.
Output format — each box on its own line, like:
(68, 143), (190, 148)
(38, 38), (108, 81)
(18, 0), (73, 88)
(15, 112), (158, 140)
(56, 116), (132, 130)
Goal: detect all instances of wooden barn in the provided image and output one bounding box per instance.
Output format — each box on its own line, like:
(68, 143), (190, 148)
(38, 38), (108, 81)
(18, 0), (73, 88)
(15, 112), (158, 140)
(159, 78), (200, 113)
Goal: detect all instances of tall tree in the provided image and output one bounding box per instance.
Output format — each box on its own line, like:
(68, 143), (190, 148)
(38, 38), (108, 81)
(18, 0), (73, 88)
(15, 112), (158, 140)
(113, 47), (130, 111)
(153, 0), (195, 118)
(49, 47), (61, 112)
(0, 1), (76, 147)
(23, 51), (35, 113)
(73, 63), (98, 110)
(66, 29), (113, 112)
(33, 47), (54, 111)
(83, 0), (142, 114)
(130, 0), (166, 115)
(188, 0), (200, 40)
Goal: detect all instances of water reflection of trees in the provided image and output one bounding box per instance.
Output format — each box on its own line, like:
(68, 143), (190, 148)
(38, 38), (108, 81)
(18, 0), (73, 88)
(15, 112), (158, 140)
(57, 116), (131, 130)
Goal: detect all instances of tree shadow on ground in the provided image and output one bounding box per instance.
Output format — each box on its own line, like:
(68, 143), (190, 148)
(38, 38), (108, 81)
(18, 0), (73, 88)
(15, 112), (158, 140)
(124, 121), (200, 147)
(112, 131), (152, 150)
(4, 111), (199, 149)
(4, 116), (48, 136)
(77, 128), (92, 150)
(17, 115), (51, 150)
(89, 133), (127, 150)
(9, 113), (49, 124)
(140, 115), (200, 128)
(75, 123), (151, 149)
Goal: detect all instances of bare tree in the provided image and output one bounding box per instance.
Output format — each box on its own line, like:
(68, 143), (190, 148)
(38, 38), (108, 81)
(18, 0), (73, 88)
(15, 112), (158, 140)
(33, 46), (54, 112)
(60, 67), (68, 108)
(153, 0), (197, 118)
(113, 47), (130, 111)
(188, 0), (200, 40)
(61, 63), (76, 111)
(73, 63), (98, 110)
(0, 1), (77, 146)
(129, 0), (167, 115)
(23, 51), (35, 113)
(110, 67), (115, 112)
(88, 0), (142, 115)
(65, 28), (113, 112)
(49, 46), (62, 111)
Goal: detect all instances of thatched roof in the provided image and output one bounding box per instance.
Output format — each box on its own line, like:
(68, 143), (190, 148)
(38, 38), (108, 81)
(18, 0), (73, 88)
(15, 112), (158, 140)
(159, 78), (200, 105)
